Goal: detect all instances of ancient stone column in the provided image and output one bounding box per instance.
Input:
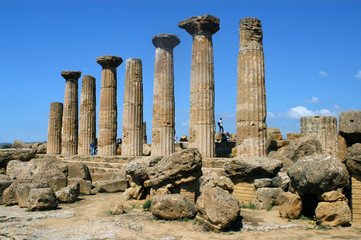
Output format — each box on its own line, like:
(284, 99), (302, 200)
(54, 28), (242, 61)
(78, 75), (96, 155)
(178, 14), (219, 158)
(61, 70), (81, 155)
(97, 55), (123, 156)
(122, 58), (143, 156)
(301, 116), (338, 157)
(143, 121), (147, 144)
(236, 17), (267, 158)
(151, 34), (180, 156)
(47, 102), (63, 154)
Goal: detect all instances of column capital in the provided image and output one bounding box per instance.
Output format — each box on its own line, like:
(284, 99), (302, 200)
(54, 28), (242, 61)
(178, 14), (220, 37)
(61, 71), (81, 81)
(239, 17), (263, 44)
(152, 34), (180, 49)
(96, 55), (123, 68)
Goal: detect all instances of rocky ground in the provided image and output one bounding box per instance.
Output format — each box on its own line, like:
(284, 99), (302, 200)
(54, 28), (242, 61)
(1, 192), (361, 240)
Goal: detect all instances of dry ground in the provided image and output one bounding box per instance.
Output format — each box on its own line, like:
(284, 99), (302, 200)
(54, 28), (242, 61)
(1, 192), (361, 240)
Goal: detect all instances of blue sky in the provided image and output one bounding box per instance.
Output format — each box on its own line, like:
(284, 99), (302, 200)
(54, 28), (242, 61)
(1, 0), (360, 143)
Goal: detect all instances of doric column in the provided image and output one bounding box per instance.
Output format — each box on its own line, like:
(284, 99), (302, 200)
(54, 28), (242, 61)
(143, 121), (147, 144)
(78, 75), (96, 155)
(47, 102), (63, 154)
(178, 14), (220, 158)
(97, 55), (123, 156)
(151, 34), (180, 156)
(61, 70), (81, 155)
(301, 116), (338, 157)
(236, 17), (267, 158)
(122, 58), (143, 156)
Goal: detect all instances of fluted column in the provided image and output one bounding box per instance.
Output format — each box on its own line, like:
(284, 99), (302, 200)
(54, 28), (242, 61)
(151, 34), (180, 156)
(143, 121), (147, 144)
(97, 55), (123, 156)
(78, 75), (96, 155)
(236, 17), (267, 158)
(61, 70), (81, 155)
(301, 116), (338, 157)
(122, 58), (143, 156)
(178, 14), (220, 158)
(47, 102), (63, 154)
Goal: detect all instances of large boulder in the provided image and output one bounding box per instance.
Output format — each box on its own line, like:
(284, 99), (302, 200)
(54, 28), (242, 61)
(144, 148), (202, 189)
(125, 156), (162, 185)
(224, 157), (282, 181)
(198, 169), (234, 194)
(254, 172), (290, 190)
(30, 142), (47, 154)
(0, 179), (14, 204)
(278, 192), (302, 219)
(55, 183), (80, 203)
(196, 187), (240, 231)
(151, 194), (196, 220)
(6, 158), (67, 180)
(68, 178), (92, 195)
(315, 201), (351, 227)
(11, 140), (30, 148)
(2, 180), (48, 207)
(68, 162), (91, 181)
(318, 190), (347, 202)
(95, 179), (128, 193)
(282, 135), (322, 162)
(287, 155), (349, 194)
(254, 187), (284, 209)
(339, 111), (361, 145)
(27, 188), (58, 211)
(343, 143), (361, 175)
(0, 148), (36, 170)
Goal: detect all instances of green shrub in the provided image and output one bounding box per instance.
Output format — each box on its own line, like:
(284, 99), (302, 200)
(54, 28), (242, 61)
(143, 200), (151, 211)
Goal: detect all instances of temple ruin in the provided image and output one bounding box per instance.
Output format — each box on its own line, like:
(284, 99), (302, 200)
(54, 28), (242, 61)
(46, 102), (63, 154)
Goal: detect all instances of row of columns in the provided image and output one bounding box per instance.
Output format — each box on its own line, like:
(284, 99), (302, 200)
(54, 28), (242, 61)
(48, 14), (268, 159)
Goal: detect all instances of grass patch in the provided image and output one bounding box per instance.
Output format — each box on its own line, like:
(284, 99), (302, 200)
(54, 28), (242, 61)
(241, 203), (256, 209)
(143, 200), (151, 211)
(108, 211), (113, 215)
(299, 215), (312, 220)
(266, 205), (273, 212)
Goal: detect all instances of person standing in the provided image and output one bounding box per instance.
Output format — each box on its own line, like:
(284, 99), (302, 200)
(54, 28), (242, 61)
(218, 118), (224, 133)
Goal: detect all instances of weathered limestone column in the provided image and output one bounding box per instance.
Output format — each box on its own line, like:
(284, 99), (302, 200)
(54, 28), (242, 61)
(97, 55), (123, 156)
(151, 34), (180, 156)
(78, 75), (96, 155)
(122, 58), (143, 156)
(47, 102), (63, 154)
(236, 17), (267, 158)
(143, 121), (147, 144)
(61, 70), (81, 155)
(301, 116), (338, 157)
(178, 14), (219, 158)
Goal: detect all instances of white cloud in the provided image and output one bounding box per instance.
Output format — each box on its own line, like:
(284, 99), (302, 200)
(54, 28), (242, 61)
(319, 71), (329, 77)
(267, 111), (276, 119)
(355, 70), (361, 79)
(304, 97), (320, 104)
(279, 106), (334, 119)
(181, 119), (189, 126)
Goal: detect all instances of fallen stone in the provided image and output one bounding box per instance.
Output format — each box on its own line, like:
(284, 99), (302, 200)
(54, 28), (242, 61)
(0, 179), (14, 204)
(282, 135), (322, 162)
(143, 144), (151, 156)
(95, 179), (128, 193)
(145, 148), (202, 188)
(339, 111), (361, 145)
(68, 162), (91, 181)
(287, 154), (349, 194)
(254, 187), (284, 209)
(196, 187), (240, 230)
(151, 194), (196, 220)
(27, 188), (58, 211)
(112, 202), (125, 215)
(11, 140), (30, 148)
(315, 200), (351, 227)
(278, 192), (302, 219)
(55, 183), (80, 203)
(343, 143), (361, 175)
(48, 176), (67, 192)
(224, 157), (282, 181)
(68, 178), (92, 195)
(0, 148), (36, 170)
(126, 156), (162, 185)
(2, 181), (48, 207)
(317, 190), (347, 202)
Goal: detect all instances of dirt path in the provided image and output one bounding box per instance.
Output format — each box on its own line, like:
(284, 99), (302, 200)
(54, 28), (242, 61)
(1, 192), (361, 240)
